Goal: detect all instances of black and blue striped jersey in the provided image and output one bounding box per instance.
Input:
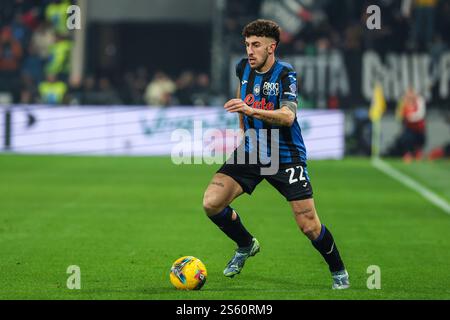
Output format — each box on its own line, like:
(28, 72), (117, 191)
(235, 57), (307, 164)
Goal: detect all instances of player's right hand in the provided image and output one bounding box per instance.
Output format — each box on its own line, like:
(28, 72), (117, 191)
(224, 99), (254, 116)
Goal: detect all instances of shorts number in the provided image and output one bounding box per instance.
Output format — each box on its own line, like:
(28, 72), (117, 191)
(285, 166), (306, 184)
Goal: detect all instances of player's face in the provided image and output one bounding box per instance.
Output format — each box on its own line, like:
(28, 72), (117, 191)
(245, 36), (276, 71)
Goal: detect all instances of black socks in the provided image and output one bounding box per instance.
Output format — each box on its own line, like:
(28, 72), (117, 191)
(311, 225), (345, 273)
(209, 206), (253, 248)
(210, 209), (345, 273)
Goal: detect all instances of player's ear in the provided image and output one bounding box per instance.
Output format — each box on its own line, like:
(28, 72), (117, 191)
(268, 42), (276, 54)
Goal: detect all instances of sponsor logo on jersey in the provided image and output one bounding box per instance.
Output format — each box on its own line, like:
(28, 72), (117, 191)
(263, 82), (279, 96)
(244, 93), (274, 110)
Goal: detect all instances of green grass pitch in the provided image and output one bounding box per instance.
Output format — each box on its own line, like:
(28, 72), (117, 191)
(0, 154), (449, 300)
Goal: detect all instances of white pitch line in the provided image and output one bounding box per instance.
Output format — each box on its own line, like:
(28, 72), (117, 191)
(372, 158), (450, 215)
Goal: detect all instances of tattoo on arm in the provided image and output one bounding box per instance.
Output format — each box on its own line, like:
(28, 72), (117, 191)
(211, 181), (225, 188)
(250, 106), (295, 126)
(294, 208), (313, 216)
(258, 113), (286, 125)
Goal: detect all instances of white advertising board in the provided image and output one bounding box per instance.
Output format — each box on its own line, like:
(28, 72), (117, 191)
(7, 106), (344, 160)
(0, 107), (4, 146)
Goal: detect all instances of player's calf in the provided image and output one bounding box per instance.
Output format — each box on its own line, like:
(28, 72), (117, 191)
(311, 224), (349, 289)
(208, 206), (253, 248)
(291, 201), (322, 240)
(203, 174), (254, 248)
(290, 199), (349, 289)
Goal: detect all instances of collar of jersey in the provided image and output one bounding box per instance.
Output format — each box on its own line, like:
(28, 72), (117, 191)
(254, 59), (278, 75)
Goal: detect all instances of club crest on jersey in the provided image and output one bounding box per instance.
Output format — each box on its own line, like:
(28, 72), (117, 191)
(253, 84), (260, 96)
(263, 82), (279, 96)
(244, 93), (274, 110)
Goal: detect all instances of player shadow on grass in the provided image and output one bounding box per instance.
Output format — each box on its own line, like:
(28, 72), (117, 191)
(80, 287), (180, 296)
(241, 274), (325, 291)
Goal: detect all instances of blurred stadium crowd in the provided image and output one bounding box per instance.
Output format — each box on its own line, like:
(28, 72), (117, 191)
(0, 0), (74, 105)
(0, 0), (449, 107)
(226, 0), (449, 55)
(0, 0), (215, 106)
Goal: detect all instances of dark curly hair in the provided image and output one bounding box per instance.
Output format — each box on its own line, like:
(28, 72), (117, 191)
(242, 19), (281, 46)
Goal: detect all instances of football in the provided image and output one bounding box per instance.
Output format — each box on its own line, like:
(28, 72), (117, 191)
(169, 256), (207, 290)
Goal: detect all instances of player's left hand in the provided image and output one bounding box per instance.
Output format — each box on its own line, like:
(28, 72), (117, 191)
(224, 99), (254, 116)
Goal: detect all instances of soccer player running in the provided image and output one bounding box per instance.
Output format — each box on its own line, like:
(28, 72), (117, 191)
(203, 20), (349, 289)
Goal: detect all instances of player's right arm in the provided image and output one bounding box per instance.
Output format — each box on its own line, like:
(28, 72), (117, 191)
(234, 58), (246, 132)
(236, 84), (244, 132)
(225, 101), (295, 127)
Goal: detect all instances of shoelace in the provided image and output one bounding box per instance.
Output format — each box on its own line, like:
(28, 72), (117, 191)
(333, 274), (348, 284)
(227, 252), (248, 267)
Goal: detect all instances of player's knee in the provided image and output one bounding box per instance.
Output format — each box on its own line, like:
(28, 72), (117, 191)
(300, 224), (314, 236)
(300, 222), (321, 240)
(202, 192), (224, 216)
(294, 209), (320, 239)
